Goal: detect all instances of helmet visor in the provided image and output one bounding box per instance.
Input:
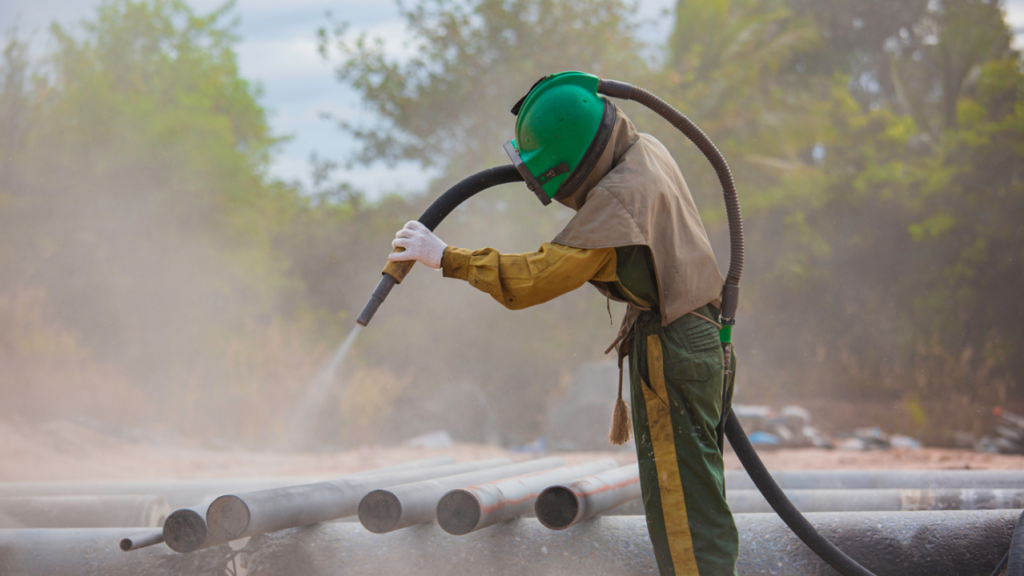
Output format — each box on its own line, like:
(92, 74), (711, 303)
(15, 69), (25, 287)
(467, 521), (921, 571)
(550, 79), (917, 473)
(503, 139), (551, 206)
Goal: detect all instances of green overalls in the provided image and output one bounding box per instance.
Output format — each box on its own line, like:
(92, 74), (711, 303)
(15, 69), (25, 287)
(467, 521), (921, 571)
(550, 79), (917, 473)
(611, 246), (740, 576)
(441, 242), (739, 574)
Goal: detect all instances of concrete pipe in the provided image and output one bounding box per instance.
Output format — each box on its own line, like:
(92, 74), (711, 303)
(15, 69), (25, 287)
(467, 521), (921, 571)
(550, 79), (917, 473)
(727, 488), (1024, 514)
(119, 529), (164, 551)
(346, 456), (454, 476)
(535, 464), (641, 530)
(437, 459), (619, 535)
(359, 457), (565, 534)
(240, 509), (1021, 576)
(205, 458), (514, 544)
(0, 528), (232, 576)
(724, 469), (1024, 491)
(733, 509), (1020, 576)
(0, 495), (170, 529)
(0, 456), (452, 509)
(602, 488), (1024, 516)
(162, 505), (226, 554)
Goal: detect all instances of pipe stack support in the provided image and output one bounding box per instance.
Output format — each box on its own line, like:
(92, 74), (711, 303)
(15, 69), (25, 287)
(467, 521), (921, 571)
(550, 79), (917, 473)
(1, 510), (1017, 575)
(204, 457), (513, 545)
(359, 457), (565, 534)
(437, 458), (619, 535)
(240, 510), (1022, 576)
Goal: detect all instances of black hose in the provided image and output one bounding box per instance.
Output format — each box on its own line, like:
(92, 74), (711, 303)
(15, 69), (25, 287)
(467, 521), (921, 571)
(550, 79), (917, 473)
(993, 553), (1009, 576)
(598, 79), (743, 323)
(626, 87), (744, 289)
(417, 165), (524, 231)
(1008, 509), (1024, 576)
(725, 412), (877, 576)
(356, 165), (523, 326)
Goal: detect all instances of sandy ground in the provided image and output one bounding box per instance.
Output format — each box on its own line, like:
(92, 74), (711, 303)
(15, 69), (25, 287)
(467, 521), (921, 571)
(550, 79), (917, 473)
(1, 416), (1022, 482)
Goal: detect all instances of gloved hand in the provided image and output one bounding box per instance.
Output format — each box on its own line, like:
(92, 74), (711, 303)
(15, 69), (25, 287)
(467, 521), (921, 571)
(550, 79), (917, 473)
(389, 221), (448, 270)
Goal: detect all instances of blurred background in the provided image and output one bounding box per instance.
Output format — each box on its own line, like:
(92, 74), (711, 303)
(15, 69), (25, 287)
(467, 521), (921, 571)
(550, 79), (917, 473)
(1, 0), (1022, 459)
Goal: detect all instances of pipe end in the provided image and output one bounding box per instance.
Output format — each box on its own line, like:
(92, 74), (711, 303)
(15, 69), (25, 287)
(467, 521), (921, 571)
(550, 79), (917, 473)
(206, 495), (250, 541)
(163, 508), (207, 553)
(120, 530), (164, 552)
(358, 490), (403, 534)
(356, 293), (384, 327)
(536, 486), (580, 530)
(356, 274), (399, 327)
(437, 490), (482, 536)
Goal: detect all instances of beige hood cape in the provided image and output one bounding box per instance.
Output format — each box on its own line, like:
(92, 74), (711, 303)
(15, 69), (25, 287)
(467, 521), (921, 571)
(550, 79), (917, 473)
(553, 104), (724, 327)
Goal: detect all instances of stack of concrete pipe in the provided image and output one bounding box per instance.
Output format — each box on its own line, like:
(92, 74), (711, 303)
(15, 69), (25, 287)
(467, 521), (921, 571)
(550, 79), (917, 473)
(0, 461), (1021, 576)
(537, 465), (1024, 524)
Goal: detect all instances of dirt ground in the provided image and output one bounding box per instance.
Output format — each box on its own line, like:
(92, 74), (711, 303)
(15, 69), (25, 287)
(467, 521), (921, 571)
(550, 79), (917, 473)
(1, 416), (1022, 482)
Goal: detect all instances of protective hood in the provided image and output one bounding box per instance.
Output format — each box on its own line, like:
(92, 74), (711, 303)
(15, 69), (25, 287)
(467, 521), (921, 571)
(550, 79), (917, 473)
(553, 105), (724, 326)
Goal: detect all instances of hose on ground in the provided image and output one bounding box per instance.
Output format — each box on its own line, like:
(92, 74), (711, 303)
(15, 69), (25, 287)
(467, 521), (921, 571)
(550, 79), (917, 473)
(1007, 508), (1024, 576)
(725, 412), (878, 576)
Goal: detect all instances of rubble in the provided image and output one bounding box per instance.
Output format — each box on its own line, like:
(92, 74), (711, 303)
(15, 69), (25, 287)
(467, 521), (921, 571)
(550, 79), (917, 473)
(733, 404), (924, 451)
(403, 430), (454, 449)
(986, 407), (1024, 455)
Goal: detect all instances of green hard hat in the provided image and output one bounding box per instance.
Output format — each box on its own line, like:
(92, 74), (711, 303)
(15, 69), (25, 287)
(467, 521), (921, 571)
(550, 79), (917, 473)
(504, 71), (617, 205)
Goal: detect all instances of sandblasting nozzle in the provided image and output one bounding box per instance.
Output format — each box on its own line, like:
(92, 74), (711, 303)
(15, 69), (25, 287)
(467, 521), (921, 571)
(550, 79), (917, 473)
(356, 273), (399, 326)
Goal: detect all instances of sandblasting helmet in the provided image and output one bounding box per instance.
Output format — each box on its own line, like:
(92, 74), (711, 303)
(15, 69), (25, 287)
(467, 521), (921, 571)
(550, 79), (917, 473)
(504, 71), (617, 205)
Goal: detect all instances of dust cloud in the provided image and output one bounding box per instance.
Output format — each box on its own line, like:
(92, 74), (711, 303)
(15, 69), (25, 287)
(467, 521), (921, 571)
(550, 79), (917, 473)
(1, 0), (1022, 479)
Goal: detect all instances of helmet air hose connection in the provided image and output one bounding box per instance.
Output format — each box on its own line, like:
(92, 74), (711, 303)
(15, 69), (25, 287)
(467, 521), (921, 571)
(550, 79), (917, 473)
(596, 79), (742, 326)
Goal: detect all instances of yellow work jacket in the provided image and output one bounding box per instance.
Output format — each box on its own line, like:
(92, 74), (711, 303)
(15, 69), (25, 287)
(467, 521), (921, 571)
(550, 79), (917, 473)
(441, 243), (656, 311)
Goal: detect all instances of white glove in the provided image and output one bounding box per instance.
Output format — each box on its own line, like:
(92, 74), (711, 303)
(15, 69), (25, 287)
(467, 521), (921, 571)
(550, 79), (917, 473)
(389, 221), (448, 270)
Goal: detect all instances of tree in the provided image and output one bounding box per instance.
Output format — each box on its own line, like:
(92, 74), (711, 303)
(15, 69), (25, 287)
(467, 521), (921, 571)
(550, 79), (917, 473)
(737, 0), (1024, 442)
(0, 1), (323, 443)
(316, 0), (648, 440)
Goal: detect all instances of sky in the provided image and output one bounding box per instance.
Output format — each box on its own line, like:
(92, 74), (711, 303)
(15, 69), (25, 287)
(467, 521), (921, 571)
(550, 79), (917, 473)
(3, 0), (1023, 199)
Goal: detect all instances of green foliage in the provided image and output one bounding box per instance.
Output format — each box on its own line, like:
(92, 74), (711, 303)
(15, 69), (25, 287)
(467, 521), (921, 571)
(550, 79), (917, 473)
(318, 0), (642, 176)
(313, 0), (646, 440)
(746, 1), (1023, 434)
(321, 0), (1024, 443)
(0, 0), (321, 442)
(2, 0), (1021, 446)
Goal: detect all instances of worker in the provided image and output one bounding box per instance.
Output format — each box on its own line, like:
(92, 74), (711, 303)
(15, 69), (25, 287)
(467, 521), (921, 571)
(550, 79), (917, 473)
(389, 72), (739, 576)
